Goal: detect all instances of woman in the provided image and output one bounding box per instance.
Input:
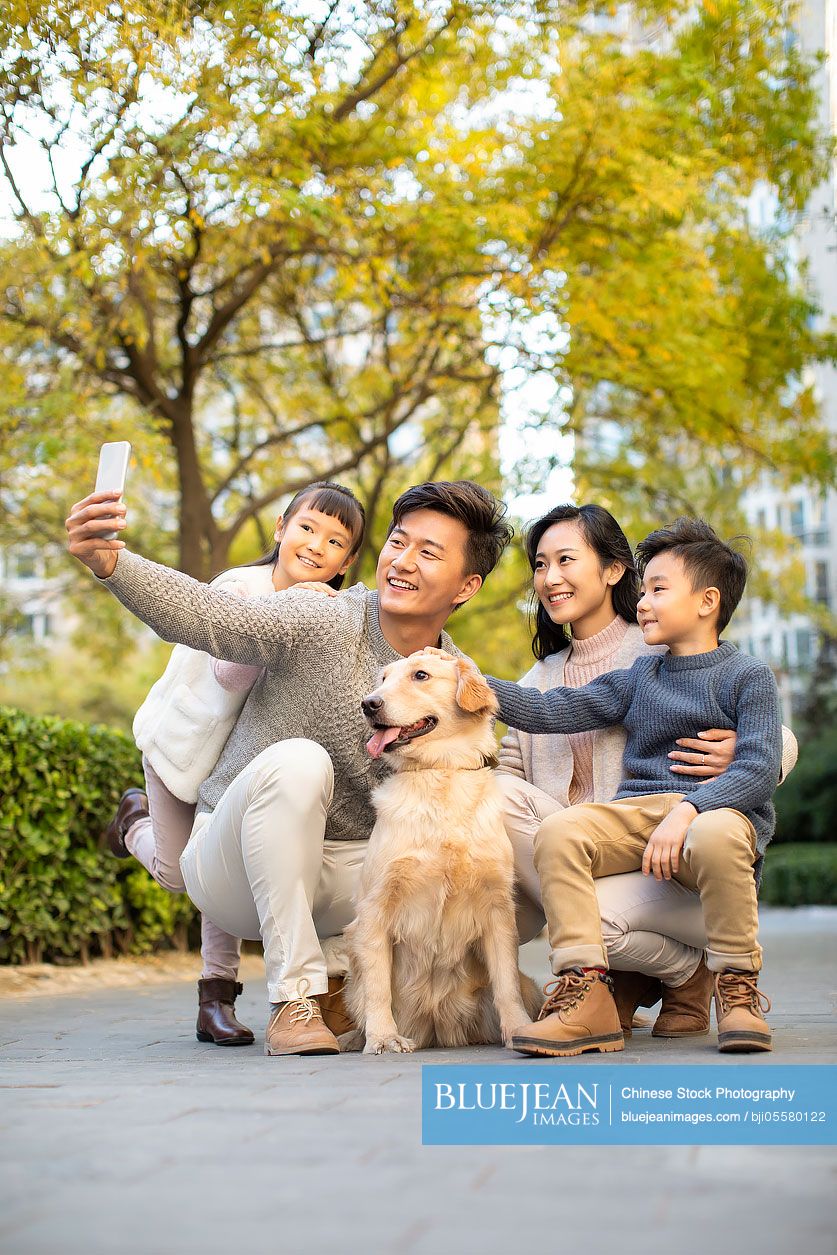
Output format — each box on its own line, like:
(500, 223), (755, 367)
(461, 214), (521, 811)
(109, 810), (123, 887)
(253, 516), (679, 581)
(496, 504), (796, 1036)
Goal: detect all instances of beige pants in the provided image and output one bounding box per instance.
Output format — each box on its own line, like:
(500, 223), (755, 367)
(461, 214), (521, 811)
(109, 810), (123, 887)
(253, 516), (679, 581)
(533, 792), (761, 975)
(179, 739), (366, 1003)
(496, 774), (706, 986)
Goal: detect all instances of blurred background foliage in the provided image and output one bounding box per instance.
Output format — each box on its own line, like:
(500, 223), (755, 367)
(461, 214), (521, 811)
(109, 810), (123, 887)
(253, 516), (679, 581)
(0, 0), (835, 720)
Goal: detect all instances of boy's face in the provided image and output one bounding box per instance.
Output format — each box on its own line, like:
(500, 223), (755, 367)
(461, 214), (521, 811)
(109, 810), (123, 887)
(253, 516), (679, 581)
(375, 508), (482, 623)
(637, 552), (719, 648)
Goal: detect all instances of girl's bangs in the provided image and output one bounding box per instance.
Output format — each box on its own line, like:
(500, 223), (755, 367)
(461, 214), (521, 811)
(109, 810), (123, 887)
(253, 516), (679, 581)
(298, 487), (364, 548)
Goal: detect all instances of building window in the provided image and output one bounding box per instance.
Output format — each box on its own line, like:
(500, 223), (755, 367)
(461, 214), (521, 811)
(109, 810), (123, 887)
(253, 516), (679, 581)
(789, 501), (805, 538)
(13, 549), (38, 580)
(814, 561), (830, 606)
(795, 629), (812, 667)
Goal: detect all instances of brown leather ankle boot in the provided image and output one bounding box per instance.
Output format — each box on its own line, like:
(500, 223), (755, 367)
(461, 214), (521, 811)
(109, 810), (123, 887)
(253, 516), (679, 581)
(608, 970), (663, 1038)
(196, 978), (255, 1046)
(652, 958), (713, 1038)
(103, 788), (149, 859)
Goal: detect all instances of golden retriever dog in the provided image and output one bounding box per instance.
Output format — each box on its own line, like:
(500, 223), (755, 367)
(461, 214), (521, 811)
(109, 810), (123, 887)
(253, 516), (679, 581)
(342, 652), (542, 1055)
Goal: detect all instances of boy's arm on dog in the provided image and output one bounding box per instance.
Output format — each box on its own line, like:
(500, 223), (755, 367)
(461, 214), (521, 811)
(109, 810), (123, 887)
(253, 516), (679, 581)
(683, 666), (783, 817)
(487, 669), (633, 734)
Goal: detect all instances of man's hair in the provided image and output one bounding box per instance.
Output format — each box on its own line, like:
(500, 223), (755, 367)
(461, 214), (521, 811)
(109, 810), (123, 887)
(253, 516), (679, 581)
(635, 517), (749, 634)
(388, 480), (514, 582)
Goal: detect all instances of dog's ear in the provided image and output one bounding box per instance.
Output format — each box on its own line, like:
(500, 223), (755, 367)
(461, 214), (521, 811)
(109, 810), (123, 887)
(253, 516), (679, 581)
(454, 659), (498, 715)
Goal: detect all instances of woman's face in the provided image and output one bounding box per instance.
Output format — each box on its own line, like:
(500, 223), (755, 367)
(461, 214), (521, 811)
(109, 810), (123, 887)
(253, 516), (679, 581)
(532, 520), (625, 638)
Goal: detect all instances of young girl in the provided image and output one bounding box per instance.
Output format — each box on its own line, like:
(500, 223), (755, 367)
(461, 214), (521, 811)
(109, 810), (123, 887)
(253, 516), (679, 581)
(495, 503), (776, 1038)
(104, 482), (366, 1045)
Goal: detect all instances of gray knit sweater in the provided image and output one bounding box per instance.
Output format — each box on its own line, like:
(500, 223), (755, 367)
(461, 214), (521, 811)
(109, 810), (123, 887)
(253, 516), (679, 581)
(103, 551), (457, 840)
(489, 642), (783, 850)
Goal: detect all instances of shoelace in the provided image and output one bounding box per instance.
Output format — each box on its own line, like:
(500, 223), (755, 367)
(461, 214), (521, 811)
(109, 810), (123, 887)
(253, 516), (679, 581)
(277, 978), (324, 1026)
(716, 971), (772, 1015)
(538, 970), (593, 1021)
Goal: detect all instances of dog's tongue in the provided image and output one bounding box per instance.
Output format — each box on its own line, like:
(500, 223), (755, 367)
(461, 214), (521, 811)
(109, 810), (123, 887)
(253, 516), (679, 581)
(366, 726), (401, 759)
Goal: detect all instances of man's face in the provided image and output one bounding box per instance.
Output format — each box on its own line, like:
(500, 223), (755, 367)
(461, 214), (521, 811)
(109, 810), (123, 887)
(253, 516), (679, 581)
(375, 508), (482, 622)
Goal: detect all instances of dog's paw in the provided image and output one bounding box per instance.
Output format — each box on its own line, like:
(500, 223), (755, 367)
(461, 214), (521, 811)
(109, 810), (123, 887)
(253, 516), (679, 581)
(501, 1014), (532, 1048)
(338, 1029), (364, 1052)
(363, 1034), (416, 1055)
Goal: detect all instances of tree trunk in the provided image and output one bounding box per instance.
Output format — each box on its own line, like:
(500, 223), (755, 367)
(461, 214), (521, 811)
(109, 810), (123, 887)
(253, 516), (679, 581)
(168, 399), (218, 579)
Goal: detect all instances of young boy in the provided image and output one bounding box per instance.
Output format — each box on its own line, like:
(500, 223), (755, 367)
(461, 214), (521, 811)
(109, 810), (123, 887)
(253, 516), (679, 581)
(487, 517), (782, 1056)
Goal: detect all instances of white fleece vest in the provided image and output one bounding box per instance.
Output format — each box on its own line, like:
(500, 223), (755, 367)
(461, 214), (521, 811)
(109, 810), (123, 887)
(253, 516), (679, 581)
(132, 564), (275, 803)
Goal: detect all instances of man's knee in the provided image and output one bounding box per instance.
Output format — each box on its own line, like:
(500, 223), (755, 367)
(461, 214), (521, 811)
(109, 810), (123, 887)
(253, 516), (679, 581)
(248, 738), (334, 806)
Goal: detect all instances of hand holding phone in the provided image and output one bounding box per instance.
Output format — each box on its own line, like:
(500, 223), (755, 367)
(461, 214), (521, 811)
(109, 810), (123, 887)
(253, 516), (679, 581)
(94, 442), (131, 538)
(65, 442), (132, 580)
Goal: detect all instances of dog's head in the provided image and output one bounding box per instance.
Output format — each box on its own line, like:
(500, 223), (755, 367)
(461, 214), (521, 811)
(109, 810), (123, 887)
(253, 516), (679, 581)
(362, 653), (498, 770)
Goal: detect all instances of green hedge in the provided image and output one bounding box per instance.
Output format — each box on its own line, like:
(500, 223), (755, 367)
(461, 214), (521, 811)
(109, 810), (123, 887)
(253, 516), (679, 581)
(0, 706), (197, 964)
(773, 730), (837, 844)
(1, 707), (834, 965)
(760, 844), (837, 907)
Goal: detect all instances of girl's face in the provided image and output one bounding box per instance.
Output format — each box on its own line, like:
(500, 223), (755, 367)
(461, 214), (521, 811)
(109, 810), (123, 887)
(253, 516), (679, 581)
(532, 520), (625, 639)
(273, 505), (356, 590)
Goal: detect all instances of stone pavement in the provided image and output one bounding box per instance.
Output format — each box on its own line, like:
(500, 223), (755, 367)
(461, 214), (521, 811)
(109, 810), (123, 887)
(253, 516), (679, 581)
(0, 908), (834, 1255)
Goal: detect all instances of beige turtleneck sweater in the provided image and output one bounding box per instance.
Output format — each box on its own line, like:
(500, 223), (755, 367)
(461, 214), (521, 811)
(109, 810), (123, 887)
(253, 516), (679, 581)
(563, 616), (631, 804)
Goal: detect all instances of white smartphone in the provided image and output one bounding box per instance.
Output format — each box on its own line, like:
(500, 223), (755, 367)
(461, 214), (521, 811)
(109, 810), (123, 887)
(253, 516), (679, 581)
(94, 441), (131, 539)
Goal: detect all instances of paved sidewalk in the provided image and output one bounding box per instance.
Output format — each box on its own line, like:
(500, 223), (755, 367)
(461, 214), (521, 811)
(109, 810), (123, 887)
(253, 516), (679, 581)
(1, 908), (835, 1255)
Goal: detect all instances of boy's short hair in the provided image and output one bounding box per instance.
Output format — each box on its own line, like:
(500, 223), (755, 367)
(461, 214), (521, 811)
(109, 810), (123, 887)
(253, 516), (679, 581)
(635, 517), (748, 634)
(389, 480), (513, 581)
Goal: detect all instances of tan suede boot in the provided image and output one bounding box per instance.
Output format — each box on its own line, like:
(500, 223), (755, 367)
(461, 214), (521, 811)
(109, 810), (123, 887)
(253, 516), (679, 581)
(608, 970), (663, 1038)
(652, 958), (713, 1038)
(714, 970), (772, 1053)
(511, 969), (624, 1057)
(319, 975), (355, 1037)
(264, 981), (340, 1056)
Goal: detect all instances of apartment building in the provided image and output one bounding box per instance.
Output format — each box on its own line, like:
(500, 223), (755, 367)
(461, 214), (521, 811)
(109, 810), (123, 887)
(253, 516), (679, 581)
(729, 0), (837, 715)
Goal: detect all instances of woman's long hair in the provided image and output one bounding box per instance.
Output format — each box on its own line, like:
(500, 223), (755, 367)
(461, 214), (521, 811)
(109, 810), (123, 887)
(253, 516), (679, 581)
(526, 504), (639, 660)
(247, 482), (366, 590)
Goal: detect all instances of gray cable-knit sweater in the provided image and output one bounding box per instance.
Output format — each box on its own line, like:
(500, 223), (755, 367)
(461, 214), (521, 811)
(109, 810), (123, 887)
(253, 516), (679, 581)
(103, 551), (457, 840)
(489, 642), (782, 851)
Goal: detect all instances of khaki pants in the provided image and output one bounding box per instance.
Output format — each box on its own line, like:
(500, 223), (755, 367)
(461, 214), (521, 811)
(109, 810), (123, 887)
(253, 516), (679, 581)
(534, 793), (761, 975)
(496, 774), (705, 986)
(179, 739), (366, 1003)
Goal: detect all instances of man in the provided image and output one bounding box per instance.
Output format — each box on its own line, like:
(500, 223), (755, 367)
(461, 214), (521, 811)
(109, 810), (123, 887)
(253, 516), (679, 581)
(66, 480), (513, 1055)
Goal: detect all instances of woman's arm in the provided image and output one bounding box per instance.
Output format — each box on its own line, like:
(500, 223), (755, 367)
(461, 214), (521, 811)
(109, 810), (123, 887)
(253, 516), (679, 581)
(496, 726), (527, 779)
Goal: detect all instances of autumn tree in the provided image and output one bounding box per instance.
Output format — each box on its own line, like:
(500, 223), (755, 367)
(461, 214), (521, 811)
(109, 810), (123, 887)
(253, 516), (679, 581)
(0, 0), (833, 633)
